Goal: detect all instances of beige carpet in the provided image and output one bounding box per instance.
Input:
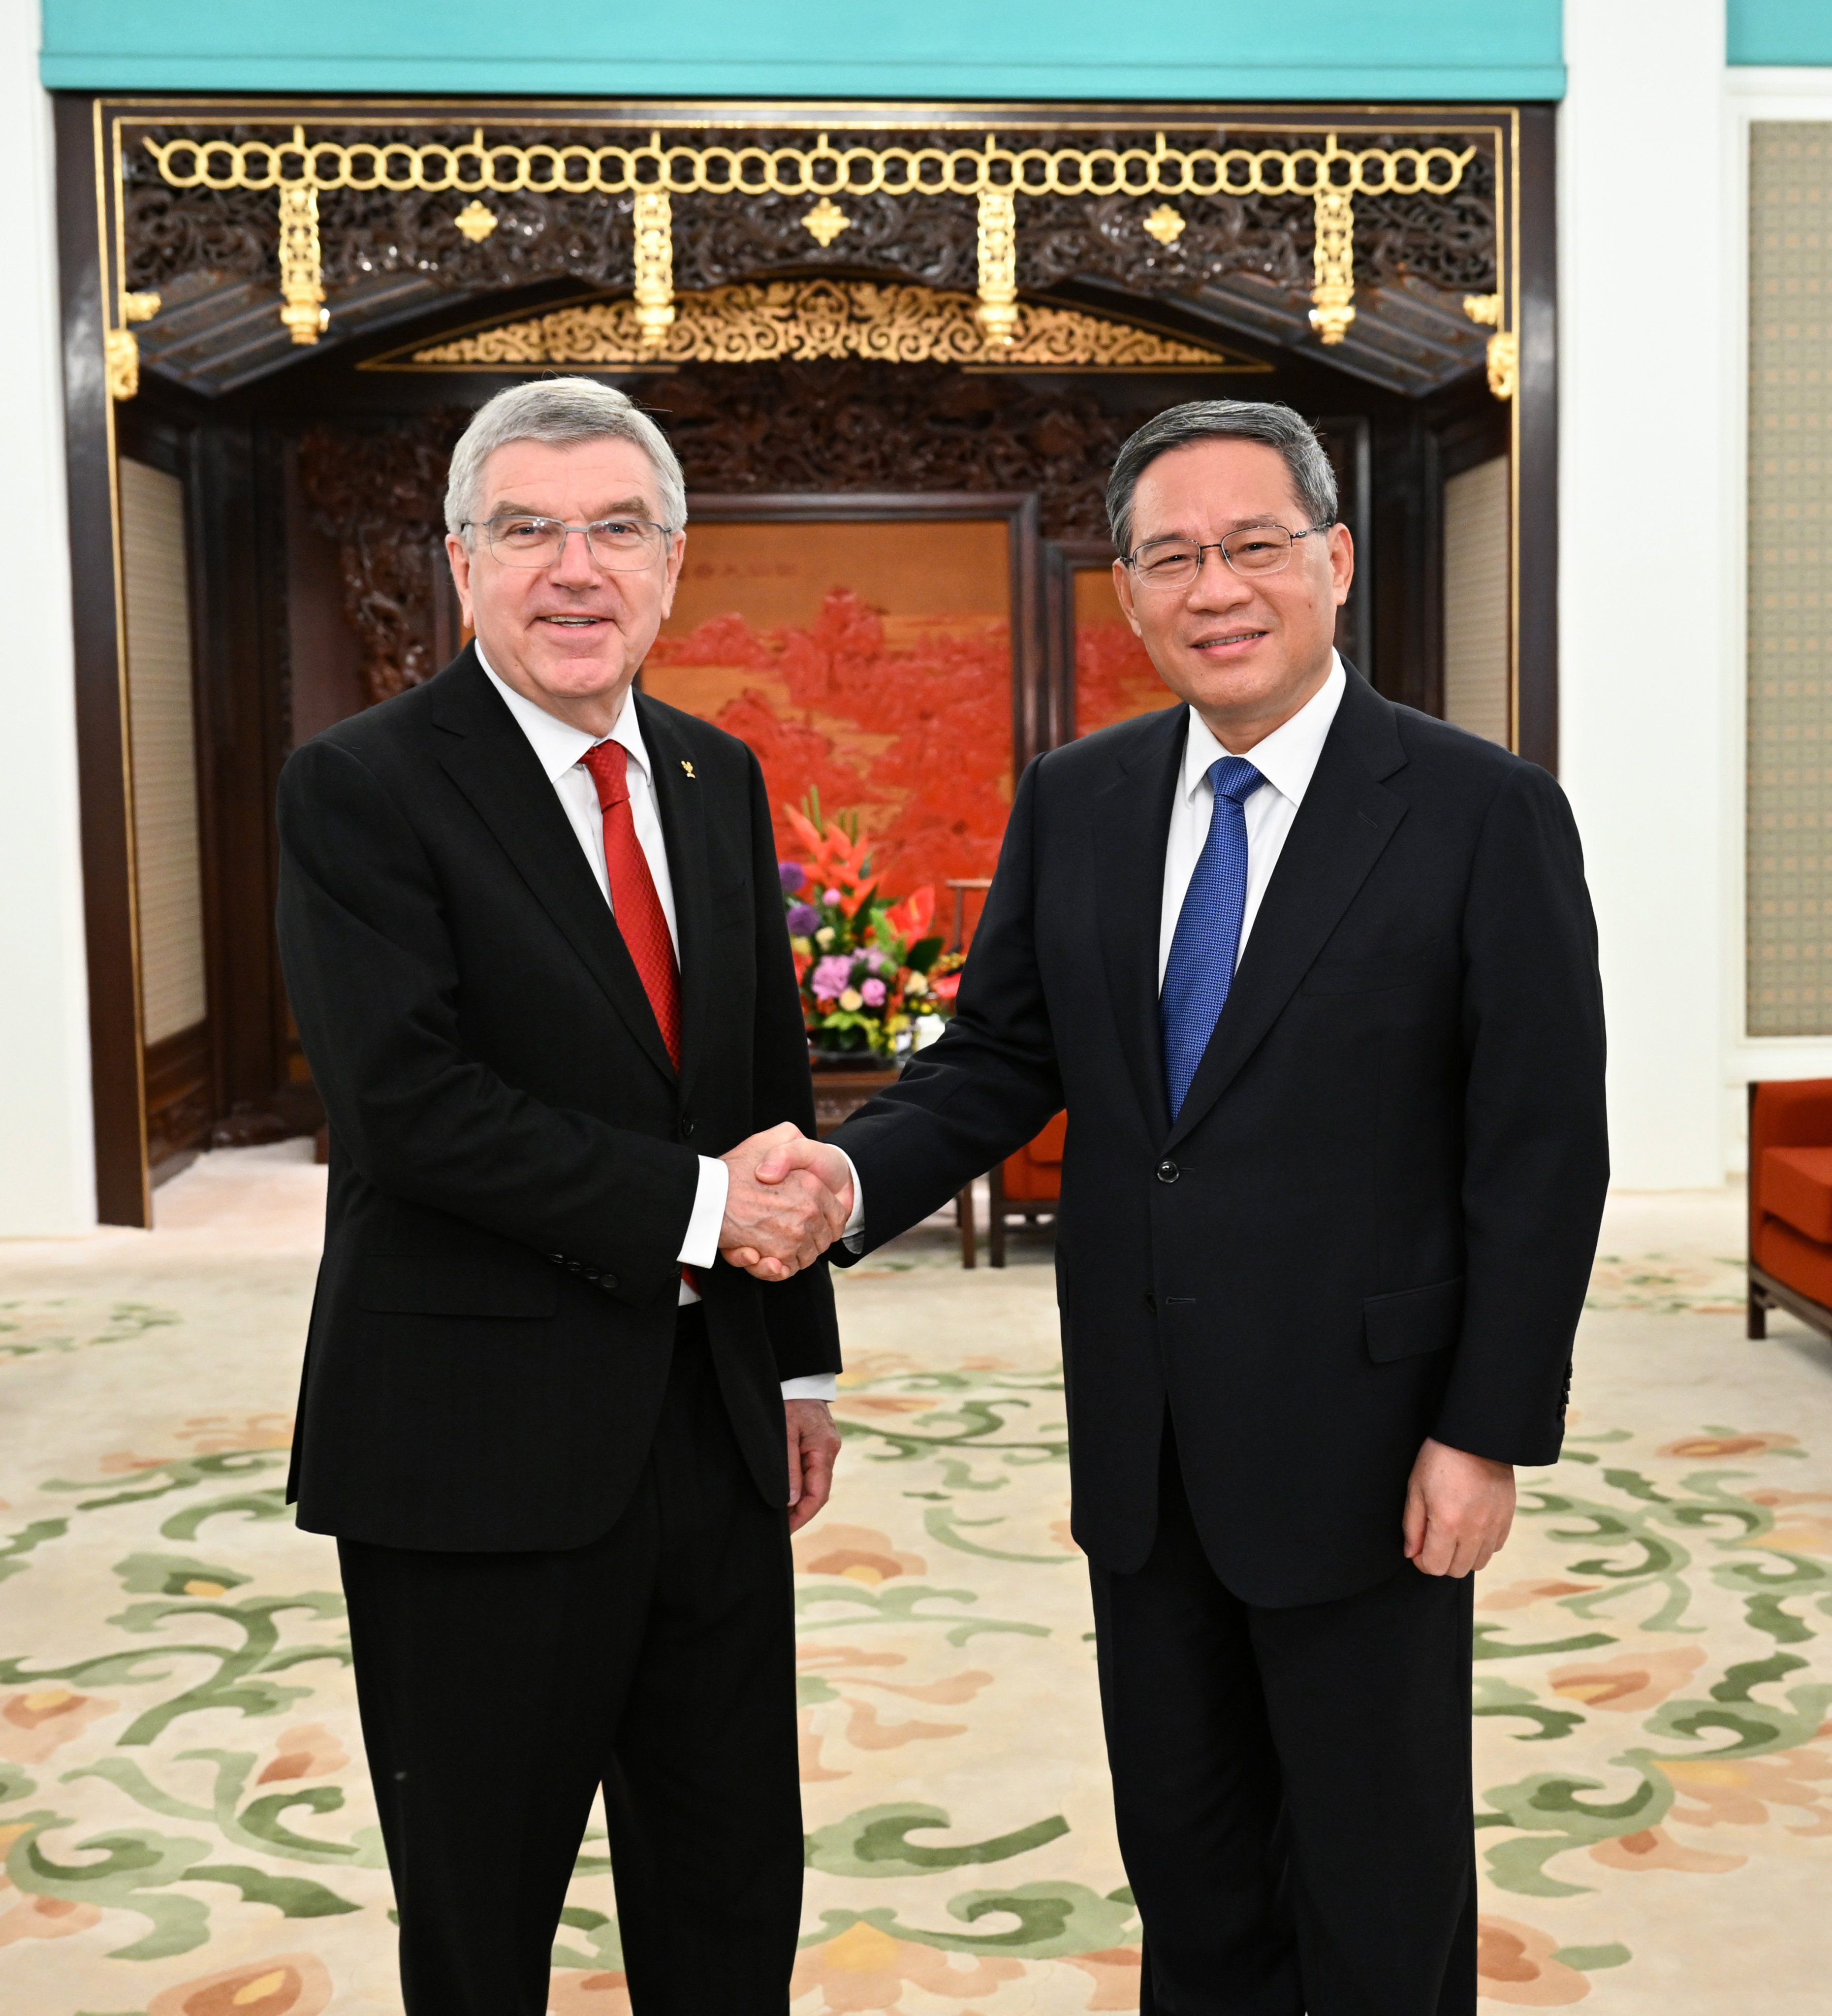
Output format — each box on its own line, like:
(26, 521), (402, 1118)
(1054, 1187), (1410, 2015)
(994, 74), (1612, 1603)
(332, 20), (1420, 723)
(0, 1155), (1827, 2014)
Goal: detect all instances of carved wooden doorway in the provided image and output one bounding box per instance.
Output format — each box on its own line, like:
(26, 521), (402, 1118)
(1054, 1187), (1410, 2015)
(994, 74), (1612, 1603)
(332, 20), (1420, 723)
(58, 96), (1551, 1220)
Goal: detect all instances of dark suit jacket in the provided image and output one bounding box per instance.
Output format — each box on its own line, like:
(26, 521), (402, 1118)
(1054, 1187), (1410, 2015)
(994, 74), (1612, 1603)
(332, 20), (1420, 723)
(276, 646), (839, 1552)
(831, 670), (1608, 1606)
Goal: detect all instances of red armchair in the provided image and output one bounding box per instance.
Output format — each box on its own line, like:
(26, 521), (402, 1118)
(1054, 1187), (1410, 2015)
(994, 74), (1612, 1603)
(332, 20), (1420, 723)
(1748, 1079), (1832, 1341)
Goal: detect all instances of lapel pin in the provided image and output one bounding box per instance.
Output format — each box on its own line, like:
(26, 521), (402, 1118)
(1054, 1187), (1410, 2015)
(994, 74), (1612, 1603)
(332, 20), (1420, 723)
(681, 760), (696, 779)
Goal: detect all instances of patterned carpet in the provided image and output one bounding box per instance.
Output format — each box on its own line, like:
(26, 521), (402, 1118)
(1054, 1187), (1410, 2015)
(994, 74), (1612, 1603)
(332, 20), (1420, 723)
(0, 1155), (1828, 2014)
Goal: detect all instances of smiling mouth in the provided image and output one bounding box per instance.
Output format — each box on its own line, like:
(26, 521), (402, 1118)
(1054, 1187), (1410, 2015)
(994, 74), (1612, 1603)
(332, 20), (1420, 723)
(538, 614), (609, 627)
(1193, 628), (1268, 650)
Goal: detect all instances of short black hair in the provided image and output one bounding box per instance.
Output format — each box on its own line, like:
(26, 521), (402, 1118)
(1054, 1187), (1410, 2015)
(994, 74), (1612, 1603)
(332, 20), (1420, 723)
(1105, 400), (1338, 555)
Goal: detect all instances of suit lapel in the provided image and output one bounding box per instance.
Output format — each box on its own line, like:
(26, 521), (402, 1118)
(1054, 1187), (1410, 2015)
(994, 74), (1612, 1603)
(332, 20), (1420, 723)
(1091, 706), (1186, 1139)
(635, 695), (716, 1109)
(429, 653), (678, 1090)
(1164, 671), (1407, 1151)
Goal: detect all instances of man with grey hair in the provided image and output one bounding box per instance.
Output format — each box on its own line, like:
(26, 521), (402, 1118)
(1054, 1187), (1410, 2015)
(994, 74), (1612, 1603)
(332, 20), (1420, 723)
(276, 377), (853, 2014)
(760, 399), (1609, 2011)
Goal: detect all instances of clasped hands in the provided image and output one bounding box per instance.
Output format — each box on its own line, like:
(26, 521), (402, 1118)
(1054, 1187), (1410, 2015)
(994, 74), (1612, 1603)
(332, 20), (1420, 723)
(718, 1123), (855, 1281)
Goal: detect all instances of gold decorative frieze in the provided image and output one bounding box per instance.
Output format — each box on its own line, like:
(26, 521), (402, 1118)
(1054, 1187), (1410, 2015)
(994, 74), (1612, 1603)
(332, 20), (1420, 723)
(452, 199), (498, 242)
(974, 189), (1019, 348)
(1484, 330), (1518, 403)
(143, 124), (1497, 379)
(1462, 291), (1501, 327)
(801, 196), (852, 246)
(631, 188), (676, 352)
(384, 281), (1263, 374)
(105, 328), (140, 401)
(277, 180), (327, 343)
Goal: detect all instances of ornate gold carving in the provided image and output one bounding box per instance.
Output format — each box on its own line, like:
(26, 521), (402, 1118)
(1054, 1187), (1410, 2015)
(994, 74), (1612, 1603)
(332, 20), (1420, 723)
(1143, 204), (1186, 246)
(1485, 330), (1518, 402)
(143, 126), (1474, 204)
(974, 189), (1019, 349)
(452, 198), (498, 242)
(105, 327), (140, 401)
(122, 290), (161, 322)
(632, 188), (675, 352)
(1462, 291), (1501, 327)
(142, 124), (1480, 368)
(394, 280), (1256, 373)
(277, 178), (327, 344)
(800, 196), (852, 247)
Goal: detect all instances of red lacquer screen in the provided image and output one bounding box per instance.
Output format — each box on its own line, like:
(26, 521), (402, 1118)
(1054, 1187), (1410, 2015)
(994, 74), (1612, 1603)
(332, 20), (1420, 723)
(644, 518), (1014, 909)
(1073, 566), (1173, 736)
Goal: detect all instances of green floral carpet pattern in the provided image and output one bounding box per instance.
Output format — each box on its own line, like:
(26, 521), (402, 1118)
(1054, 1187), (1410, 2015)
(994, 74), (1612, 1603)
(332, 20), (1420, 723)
(0, 1249), (1829, 2013)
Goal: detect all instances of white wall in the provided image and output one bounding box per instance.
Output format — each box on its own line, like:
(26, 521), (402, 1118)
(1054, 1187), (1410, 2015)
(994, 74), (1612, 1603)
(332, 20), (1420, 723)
(1560, 0), (1731, 1186)
(0, 0), (95, 1232)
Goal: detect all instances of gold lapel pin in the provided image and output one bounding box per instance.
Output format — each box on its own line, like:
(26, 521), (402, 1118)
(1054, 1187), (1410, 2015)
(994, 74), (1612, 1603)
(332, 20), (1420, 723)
(681, 760), (696, 779)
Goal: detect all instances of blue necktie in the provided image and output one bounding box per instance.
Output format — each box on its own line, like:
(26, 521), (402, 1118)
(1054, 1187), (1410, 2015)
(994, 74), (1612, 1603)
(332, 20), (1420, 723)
(1161, 756), (1265, 1120)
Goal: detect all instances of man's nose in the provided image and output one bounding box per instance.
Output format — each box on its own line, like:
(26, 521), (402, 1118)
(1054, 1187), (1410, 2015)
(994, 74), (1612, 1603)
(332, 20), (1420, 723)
(1185, 545), (1253, 609)
(547, 526), (602, 585)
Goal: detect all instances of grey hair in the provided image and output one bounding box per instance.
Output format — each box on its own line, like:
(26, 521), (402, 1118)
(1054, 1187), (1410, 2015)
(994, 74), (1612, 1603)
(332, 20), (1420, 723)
(1105, 400), (1337, 556)
(443, 377), (688, 541)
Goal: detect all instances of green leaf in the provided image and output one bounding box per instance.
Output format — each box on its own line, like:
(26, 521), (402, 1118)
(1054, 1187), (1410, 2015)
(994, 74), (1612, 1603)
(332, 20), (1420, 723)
(1473, 1623), (1617, 1661)
(905, 936), (944, 974)
(1552, 1943), (1633, 1971)
(114, 1554), (251, 1598)
(0, 1517), (69, 1585)
(187, 1863), (359, 1918)
(805, 1803), (1069, 1877)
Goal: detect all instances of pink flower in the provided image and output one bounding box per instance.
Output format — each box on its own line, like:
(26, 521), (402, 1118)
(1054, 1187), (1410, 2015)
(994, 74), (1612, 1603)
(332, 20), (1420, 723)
(823, 887), (843, 905)
(811, 955), (855, 1001)
(860, 978), (887, 1006)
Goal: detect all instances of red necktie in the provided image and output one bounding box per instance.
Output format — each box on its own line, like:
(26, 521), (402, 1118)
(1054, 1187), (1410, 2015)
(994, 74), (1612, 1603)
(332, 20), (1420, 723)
(580, 739), (681, 1070)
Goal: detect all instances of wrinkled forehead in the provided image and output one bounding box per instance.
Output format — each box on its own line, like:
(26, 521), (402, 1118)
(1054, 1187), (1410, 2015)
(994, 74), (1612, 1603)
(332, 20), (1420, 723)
(477, 434), (663, 516)
(1131, 437), (1307, 537)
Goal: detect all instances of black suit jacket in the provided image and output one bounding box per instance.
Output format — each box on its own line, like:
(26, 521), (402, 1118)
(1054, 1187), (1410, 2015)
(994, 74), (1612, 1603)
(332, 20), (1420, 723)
(832, 670), (1607, 1606)
(276, 647), (839, 1552)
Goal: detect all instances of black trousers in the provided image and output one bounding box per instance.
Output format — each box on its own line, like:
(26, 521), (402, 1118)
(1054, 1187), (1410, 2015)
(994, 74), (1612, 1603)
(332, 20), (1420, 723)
(337, 1306), (802, 2016)
(1087, 1423), (1476, 2016)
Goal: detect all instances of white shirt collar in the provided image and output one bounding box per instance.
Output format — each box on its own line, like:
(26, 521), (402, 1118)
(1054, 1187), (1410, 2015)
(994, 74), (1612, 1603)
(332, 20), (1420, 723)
(474, 638), (653, 787)
(1181, 651), (1347, 808)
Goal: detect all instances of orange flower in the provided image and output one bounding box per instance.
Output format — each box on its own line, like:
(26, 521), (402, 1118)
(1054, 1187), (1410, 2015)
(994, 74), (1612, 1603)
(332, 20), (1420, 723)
(793, 1524), (928, 1584)
(548, 1971), (632, 2015)
(1063, 1947), (1142, 2009)
(256, 1723), (350, 1784)
(0, 1893), (102, 1946)
(1662, 1746), (1832, 1833)
(1588, 1824), (1744, 1873)
(790, 1920), (1023, 2011)
(1546, 1647), (1705, 1712)
(1476, 1919), (1590, 2005)
(1658, 1431), (1799, 1459)
(1477, 1579), (1603, 1611)
(0, 1688), (116, 1763)
(883, 888), (936, 945)
(147, 1954), (333, 2016)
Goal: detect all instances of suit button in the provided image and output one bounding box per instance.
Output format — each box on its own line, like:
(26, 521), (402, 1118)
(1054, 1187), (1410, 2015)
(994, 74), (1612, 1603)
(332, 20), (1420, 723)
(1156, 1159), (1179, 1184)
(681, 1117), (696, 1139)
(1144, 1292), (1157, 1314)
(599, 1276), (618, 1293)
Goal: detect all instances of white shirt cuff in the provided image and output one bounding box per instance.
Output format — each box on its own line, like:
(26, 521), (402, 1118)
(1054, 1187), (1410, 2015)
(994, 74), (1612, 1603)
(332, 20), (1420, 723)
(836, 1149), (865, 1251)
(780, 1374), (838, 1402)
(679, 1155), (730, 1269)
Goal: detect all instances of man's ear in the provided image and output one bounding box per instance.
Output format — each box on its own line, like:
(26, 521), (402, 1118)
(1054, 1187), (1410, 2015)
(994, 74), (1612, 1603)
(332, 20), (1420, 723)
(659, 530), (686, 621)
(445, 532), (475, 630)
(1111, 556), (1144, 638)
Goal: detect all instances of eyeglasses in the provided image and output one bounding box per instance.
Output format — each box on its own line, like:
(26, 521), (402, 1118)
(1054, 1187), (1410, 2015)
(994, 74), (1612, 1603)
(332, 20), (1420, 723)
(466, 513), (672, 571)
(1124, 519), (1336, 590)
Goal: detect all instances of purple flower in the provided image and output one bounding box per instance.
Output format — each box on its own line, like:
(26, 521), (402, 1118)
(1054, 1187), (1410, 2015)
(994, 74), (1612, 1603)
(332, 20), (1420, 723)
(810, 954), (855, 1001)
(786, 902), (820, 935)
(823, 886), (843, 905)
(778, 861), (806, 894)
(860, 977), (887, 1007)
(863, 948), (887, 974)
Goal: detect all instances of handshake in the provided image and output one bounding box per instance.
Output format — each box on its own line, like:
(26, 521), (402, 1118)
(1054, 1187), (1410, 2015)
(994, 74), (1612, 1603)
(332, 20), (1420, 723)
(716, 1123), (856, 1281)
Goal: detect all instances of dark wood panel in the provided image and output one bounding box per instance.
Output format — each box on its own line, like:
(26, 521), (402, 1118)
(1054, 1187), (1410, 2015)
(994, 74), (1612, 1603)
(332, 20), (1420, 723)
(145, 1019), (210, 1182)
(56, 95), (147, 1226)
(1515, 103), (1559, 772)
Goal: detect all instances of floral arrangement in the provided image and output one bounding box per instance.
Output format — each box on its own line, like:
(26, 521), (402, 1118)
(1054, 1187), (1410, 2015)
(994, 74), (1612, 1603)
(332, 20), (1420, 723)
(779, 794), (961, 1060)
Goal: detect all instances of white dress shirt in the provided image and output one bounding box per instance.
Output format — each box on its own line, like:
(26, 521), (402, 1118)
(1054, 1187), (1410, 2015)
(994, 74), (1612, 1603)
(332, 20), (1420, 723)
(477, 647), (836, 1403)
(1158, 653), (1347, 989)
